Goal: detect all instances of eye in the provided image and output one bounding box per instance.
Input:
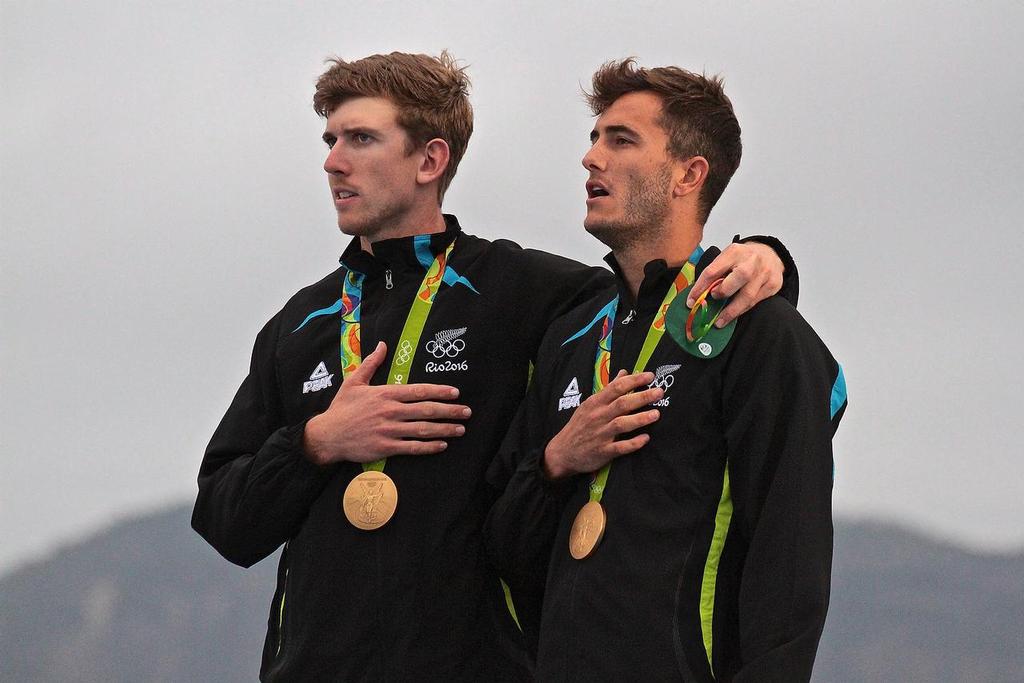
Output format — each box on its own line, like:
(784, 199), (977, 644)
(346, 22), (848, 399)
(323, 135), (336, 149)
(614, 136), (633, 146)
(352, 132), (373, 144)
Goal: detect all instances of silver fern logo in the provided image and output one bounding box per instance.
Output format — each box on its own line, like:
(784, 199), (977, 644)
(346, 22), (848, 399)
(425, 327), (467, 358)
(651, 364), (681, 390)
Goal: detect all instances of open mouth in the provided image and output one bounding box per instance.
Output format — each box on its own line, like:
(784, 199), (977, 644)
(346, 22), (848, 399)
(334, 189), (359, 200)
(586, 182), (610, 199)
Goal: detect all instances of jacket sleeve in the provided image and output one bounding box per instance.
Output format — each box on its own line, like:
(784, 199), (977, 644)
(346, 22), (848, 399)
(497, 244), (613, 362)
(484, 345), (579, 656)
(191, 313), (338, 568)
(718, 299), (846, 682)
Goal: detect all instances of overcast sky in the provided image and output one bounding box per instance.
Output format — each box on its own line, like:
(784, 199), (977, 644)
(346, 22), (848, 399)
(2, 1), (1022, 574)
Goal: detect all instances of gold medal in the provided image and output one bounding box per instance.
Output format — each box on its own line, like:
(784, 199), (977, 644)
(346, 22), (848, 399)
(343, 471), (398, 530)
(569, 500), (606, 560)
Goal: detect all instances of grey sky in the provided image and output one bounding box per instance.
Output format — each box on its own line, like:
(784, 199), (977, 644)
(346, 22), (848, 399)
(2, 1), (1022, 573)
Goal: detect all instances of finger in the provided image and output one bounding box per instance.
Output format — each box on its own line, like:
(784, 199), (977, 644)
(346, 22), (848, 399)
(386, 439), (449, 456)
(598, 371), (656, 403)
(611, 386), (664, 414)
(713, 288), (756, 328)
(687, 248), (738, 307)
(391, 421), (467, 440)
(603, 433), (651, 458)
(608, 409), (660, 435)
(736, 241), (784, 296)
(385, 382), (461, 402)
(346, 341), (387, 386)
(715, 278), (777, 327)
(394, 401), (472, 421)
(710, 263), (757, 300)
(711, 240), (784, 301)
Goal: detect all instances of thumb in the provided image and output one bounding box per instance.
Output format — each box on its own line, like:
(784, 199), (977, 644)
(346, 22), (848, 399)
(347, 341), (387, 386)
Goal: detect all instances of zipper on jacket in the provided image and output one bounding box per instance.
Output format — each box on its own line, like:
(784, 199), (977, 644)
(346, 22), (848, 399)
(385, 269), (394, 290)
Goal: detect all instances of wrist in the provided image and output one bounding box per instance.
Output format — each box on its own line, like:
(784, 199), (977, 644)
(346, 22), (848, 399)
(542, 441), (572, 480)
(736, 234), (793, 275)
(301, 416), (333, 466)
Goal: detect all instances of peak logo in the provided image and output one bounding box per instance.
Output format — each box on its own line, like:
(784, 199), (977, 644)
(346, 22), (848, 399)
(303, 362), (334, 393)
(558, 377), (581, 411)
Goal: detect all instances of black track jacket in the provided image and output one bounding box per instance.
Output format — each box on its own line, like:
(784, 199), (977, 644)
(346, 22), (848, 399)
(485, 249), (845, 682)
(192, 215), (798, 681)
(192, 217), (614, 681)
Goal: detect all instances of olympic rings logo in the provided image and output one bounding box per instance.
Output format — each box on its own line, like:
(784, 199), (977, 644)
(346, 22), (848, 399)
(649, 374), (675, 390)
(648, 364), (680, 392)
(425, 338), (466, 358)
(395, 340), (414, 366)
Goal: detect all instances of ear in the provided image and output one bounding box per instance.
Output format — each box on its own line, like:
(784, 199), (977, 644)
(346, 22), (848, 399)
(672, 156), (709, 199)
(416, 138), (451, 187)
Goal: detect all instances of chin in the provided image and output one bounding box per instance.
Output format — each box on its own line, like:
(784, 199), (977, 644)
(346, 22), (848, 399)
(584, 220), (617, 249)
(337, 215), (371, 238)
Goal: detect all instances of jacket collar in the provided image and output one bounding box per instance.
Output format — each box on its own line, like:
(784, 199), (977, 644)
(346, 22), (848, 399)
(603, 245), (718, 314)
(339, 214), (462, 275)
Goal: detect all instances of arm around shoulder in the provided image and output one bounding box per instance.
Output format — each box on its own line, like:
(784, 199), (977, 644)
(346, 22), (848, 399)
(498, 243), (613, 354)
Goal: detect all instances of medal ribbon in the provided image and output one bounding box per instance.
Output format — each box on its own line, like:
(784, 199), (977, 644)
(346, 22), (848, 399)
(338, 241), (457, 473)
(586, 257), (698, 503)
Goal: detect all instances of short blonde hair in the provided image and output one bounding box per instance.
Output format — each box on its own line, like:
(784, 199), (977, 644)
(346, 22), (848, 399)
(314, 51), (473, 201)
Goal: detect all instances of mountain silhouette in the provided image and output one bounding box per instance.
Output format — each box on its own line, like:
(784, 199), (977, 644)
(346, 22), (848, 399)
(1, 505), (1021, 682)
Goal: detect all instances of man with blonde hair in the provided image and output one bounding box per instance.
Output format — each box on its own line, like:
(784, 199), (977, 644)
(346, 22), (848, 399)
(192, 52), (796, 680)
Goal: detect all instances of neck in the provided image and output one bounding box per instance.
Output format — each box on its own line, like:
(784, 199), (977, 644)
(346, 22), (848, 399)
(615, 226), (702, 301)
(360, 207), (446, 254)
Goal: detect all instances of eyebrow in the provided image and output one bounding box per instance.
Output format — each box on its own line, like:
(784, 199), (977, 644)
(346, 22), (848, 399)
(590, 124), (640, 143)
(322, 125), (383, 144)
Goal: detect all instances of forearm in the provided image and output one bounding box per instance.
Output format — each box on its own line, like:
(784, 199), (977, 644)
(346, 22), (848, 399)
(721, 301), (844, 680)
(192, 420), (337, 568)
(729, 451), (834, 682)
(485, 445), (575, 653)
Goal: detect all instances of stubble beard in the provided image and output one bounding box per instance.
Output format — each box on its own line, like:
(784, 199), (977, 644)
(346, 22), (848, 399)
(337, 195), (415, 244)
(585, 165), (673, 253)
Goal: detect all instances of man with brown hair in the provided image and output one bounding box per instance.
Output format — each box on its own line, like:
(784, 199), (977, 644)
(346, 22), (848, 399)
(486, 59), (846, 681)
(192, 51), (797, 681)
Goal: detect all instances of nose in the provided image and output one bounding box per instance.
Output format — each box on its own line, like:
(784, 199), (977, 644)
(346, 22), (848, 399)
(324, 144), (349, 175)
(581, 144), (605, 172)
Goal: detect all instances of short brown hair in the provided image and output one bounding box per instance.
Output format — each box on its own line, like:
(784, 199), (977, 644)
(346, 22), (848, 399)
(314, 51), (473, 201)
(586, 59), (742, 224)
